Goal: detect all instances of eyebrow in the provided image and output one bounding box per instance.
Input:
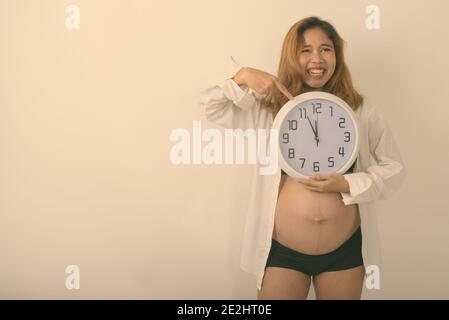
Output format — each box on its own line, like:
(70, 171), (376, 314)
(302, 44), (333, 49)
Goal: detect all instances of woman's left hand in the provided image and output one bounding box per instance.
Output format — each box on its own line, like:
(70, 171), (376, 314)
(296, 173), (350, 193)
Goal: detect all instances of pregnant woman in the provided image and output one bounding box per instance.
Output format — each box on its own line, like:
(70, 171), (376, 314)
(200, 16), (406, 299)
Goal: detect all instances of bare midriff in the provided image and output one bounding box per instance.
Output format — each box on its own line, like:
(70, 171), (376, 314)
(272, 175), (361, 255)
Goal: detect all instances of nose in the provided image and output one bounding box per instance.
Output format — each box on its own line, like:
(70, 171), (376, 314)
(310, 50), (324, 63)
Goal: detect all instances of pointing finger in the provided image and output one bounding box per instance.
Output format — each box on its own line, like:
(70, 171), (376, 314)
(274, 78), (294, 100)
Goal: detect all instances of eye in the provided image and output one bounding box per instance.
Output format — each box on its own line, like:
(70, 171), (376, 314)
(321, 47), (333, 52)
(301, 49), (311, 53)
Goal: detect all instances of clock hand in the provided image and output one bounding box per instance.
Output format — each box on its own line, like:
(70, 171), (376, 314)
(307, 116), (318, 141)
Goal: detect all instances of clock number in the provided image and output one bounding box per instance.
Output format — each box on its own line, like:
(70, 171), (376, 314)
(312, 102), (322, 114)
(338, 146), (345, 157)
(282, 133), (289, 143)
(288, 148), (295, 159)
(299, 158), (305, 168)
(338, 117), (346, 128)
(288, 119), (298, 130)
(298, 107), (307, 119)
(313, 161), (320, 172)
(328, 157), (335, 168)
(344, 131), (350, 142)
(329, 105), (334, 117)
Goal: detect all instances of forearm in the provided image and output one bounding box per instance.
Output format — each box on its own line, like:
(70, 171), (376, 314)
(232, 67), (246, 86)
(341, 174), (350, 193)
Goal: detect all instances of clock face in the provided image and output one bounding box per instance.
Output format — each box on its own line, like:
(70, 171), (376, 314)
(274, 92), (359, 178)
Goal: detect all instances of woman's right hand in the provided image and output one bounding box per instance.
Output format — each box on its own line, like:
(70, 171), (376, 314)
(232, 67), (294, 100)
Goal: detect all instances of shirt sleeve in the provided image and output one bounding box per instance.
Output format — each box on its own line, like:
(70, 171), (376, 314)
(340, 104), (407, 205)
(199, 56), (263, 130)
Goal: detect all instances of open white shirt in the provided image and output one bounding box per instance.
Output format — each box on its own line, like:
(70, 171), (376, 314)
(199, 57), (407, 291)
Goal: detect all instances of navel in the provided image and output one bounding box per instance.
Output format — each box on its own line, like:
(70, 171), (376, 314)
(312, 217), (326, 224)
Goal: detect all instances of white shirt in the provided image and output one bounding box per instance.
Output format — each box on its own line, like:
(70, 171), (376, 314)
(199, 57), (407, 291)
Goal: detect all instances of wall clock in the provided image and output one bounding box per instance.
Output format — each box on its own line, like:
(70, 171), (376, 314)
(272, 92), (360, 178)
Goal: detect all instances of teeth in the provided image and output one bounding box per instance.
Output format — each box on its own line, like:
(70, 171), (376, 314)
(309, 69), (324, 75)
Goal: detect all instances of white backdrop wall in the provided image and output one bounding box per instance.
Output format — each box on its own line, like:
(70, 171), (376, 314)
(0, 0), (448, 299)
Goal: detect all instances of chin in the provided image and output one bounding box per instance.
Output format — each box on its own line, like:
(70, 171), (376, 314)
(305, 78), (330, 90)
(305, 82), (325, 90)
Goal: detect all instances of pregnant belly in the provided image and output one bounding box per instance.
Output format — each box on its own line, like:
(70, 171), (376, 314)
(273, 176), (361, 255)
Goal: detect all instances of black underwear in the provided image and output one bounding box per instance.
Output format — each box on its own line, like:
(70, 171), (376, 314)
(265, 227), (364, 277)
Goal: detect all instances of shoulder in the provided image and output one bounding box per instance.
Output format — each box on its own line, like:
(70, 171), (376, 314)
(356, 98), (384, 123)
(356, 98), (373, 117)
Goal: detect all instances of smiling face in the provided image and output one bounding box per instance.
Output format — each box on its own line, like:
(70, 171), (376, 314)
(299, 27), (336, 90)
